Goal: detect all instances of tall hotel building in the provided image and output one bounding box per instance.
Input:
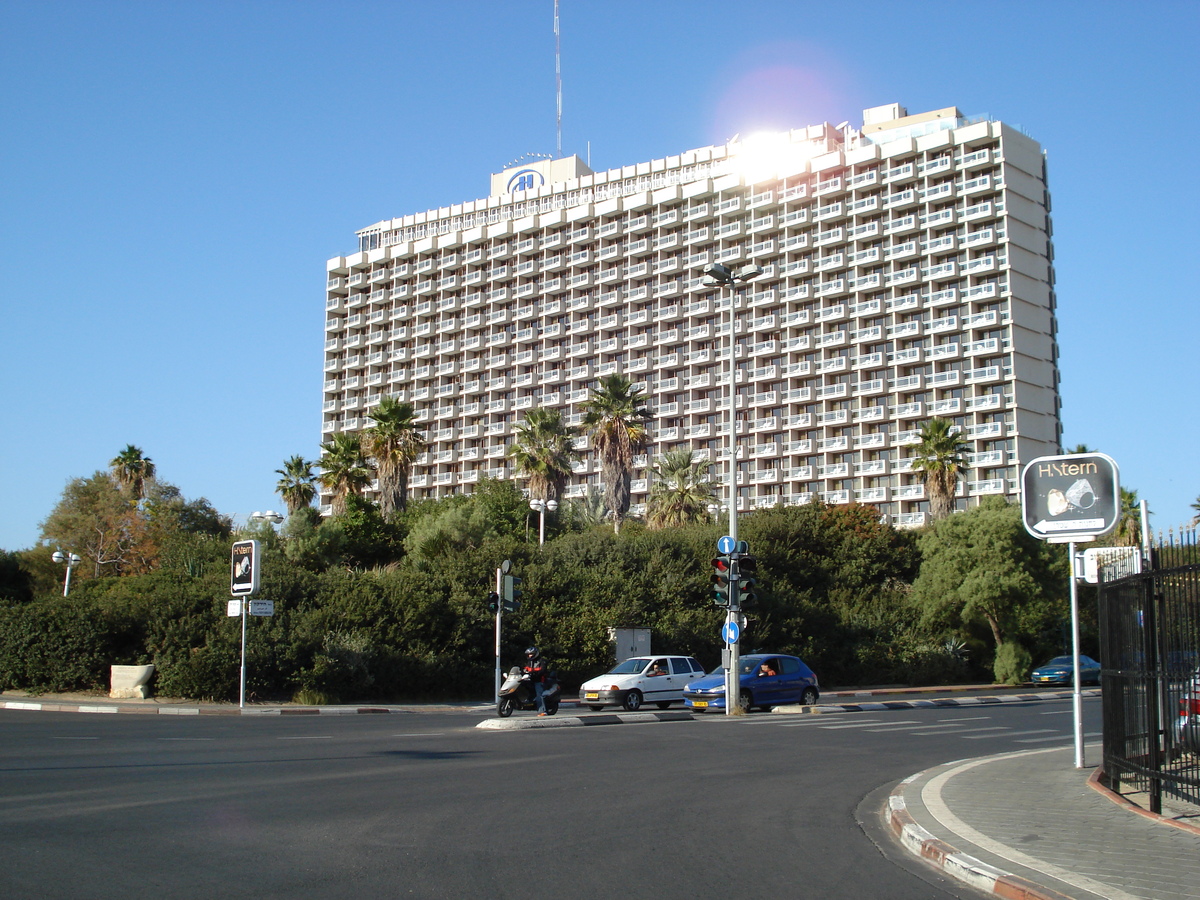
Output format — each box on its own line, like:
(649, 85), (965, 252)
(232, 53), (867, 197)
(322, 103), (1061, 527)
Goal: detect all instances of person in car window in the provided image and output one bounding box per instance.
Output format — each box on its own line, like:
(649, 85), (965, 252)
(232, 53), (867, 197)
(648, 661), (667, 676)
(758, 661), (777, 677)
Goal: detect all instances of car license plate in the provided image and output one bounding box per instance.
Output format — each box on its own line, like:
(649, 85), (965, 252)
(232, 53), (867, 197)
(585, 692), (599, 700)
(692, 700), (708, 709)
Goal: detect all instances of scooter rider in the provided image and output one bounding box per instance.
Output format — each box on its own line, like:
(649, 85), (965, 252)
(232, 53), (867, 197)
(522, 646), (548, 716)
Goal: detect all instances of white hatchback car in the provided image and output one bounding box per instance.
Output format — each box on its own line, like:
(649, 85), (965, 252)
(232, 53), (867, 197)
(579, 656), (706, 711)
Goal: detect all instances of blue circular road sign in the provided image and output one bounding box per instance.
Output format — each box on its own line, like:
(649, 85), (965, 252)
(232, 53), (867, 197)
(717, 535), (735, 554)
(722, 621), (740, 644)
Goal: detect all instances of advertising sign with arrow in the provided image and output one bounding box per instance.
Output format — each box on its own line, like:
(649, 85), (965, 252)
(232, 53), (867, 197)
(1020, 453), (1120, 542)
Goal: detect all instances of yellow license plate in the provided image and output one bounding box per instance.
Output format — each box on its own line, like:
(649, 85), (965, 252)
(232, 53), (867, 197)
(691, 700), (708, 709)
(585, 692), (599, 700)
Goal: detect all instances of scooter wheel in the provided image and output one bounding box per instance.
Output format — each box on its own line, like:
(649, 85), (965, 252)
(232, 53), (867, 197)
(497, 698), (515, 718)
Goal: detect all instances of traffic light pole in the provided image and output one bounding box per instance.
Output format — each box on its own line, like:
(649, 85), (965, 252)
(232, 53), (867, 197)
(726, 286), (741, 717)
(494, 564), (503, 706)
(726, 562), (740, 717)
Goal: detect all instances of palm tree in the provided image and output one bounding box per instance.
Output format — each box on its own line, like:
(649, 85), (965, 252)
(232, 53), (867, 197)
(580, 373), (652, 533)
(109, 444), (156, 500)
(317, 432), (374, 516)
(910, 417), (968, 522)
(645, 448), (717, 529)
(1191, 495), (1200, 527)
(361, 397), (426, 522)
(275, 455), (316, 516)
(567, 486), (608, 528)
(1114, 487), (1142, 547)
(506, 407), (578, 503)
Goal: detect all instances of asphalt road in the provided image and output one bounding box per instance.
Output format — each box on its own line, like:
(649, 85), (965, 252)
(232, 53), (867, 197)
(0, 697), (1101, 899)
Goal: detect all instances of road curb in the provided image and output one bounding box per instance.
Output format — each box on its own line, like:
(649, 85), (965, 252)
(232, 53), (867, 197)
(887, 775), (1074, 900)
(0, 699), (478, 717)
(476, 710), (693, 730)
(771, 689), (1097, 715)
(1086, 766), (1200, 837)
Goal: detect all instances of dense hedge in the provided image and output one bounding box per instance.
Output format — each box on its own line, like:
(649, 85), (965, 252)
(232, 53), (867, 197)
(0, 502), (1069, 702)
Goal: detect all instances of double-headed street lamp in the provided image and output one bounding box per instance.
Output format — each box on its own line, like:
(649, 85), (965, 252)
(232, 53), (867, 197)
(700, 262), (762, 545)
(249, 510), (284, 527)
(51, 550), (81, 597)
(529, 498), (558, 546)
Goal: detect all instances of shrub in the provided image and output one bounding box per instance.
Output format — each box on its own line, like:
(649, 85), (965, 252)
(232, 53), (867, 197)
(993, 641), (1033, 685)
(0, 599), (110, 693)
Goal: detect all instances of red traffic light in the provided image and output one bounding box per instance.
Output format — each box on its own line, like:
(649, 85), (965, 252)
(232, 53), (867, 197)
(711, 556), (731, 573)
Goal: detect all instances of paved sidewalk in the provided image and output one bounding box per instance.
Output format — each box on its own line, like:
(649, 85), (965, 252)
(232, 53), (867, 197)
(889, 743), (1200, 900)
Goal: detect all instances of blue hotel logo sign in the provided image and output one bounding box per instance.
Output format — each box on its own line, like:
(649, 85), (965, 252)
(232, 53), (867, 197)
(507, 168), (545, 193)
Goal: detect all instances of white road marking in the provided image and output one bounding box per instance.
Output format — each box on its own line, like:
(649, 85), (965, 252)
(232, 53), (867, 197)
(277, 735), (334, 740)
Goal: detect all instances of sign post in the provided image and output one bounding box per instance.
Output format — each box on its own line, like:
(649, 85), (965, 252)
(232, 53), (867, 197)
(1020, 453), (1120, 768)
(494, 559), (512, 705)
(231, 540), (261, 709)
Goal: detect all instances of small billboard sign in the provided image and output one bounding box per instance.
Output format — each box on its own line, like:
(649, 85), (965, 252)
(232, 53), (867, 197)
(1021, 453), (1120, 542)
(230, 540), (261, 596)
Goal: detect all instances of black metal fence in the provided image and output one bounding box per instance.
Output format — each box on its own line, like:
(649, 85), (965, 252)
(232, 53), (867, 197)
(1098, 526), (1200, 811)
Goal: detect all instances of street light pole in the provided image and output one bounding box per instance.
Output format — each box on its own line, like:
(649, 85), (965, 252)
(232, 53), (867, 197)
(701, 261), (762, 716)
(51, 550), (81, 597)
(701, 262), (762, 541)
(529, 499), (558, 546)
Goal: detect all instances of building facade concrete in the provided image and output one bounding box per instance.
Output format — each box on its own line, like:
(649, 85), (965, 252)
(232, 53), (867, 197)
(322, 103), (1061, 527)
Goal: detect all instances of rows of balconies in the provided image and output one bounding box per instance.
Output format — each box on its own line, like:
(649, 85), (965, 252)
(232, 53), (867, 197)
(338, 201), (1006, 307)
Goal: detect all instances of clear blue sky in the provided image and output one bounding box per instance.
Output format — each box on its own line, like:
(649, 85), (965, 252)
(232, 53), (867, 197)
(2, 0), (1197, 551)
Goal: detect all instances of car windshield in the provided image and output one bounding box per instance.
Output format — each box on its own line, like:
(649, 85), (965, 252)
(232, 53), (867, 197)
(708, 657), (767, 676)
(1045, 657), (1073, 666)
(607, 658), (651, 675)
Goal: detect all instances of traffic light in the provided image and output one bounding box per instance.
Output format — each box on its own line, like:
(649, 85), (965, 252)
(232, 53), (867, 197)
(711, 556), (734, 607)
(502, 575), (522, 612)
(486, 591), (499, 613)
(736, 554), (758, 610)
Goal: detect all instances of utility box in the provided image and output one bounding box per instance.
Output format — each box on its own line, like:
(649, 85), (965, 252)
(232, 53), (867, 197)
(607, 627), (651, 663)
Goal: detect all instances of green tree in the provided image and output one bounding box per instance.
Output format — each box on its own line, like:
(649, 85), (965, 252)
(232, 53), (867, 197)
(910, 496), (1066, 683)
(506, 407), (577, 503)
(318, 432), (374, 516)
(275, 455), (317, 516)
(109, 445), (156, 501)
(281, 506), (347, 571)
(910, 417), (969, 522)
(1113, 487), (1141, 547)
(1192, 494), (1200, 527)
(645, 448), (716, 529)
(0, 551), (34, 605)
(402, 478), (528, 566)
(562, 486), (607, 531)
(580, 373), (652, 533)
(40, 472), (148, 578)
(142, 482), (231, 576)
(362, 397), (426, 522)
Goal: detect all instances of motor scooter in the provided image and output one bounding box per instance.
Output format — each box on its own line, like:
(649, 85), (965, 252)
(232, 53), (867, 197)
(497, 666), (560, 717)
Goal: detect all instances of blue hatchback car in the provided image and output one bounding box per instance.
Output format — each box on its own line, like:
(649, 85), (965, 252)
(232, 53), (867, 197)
(683, 654), (820, 712)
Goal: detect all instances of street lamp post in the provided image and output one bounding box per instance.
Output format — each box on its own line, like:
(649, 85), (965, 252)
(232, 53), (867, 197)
(701, 261), (762, 716)
(249, 510), (284, 528)
(51, 550), (81, 597)
(701, 262), (762, 543)
(529, 499), (559, 546)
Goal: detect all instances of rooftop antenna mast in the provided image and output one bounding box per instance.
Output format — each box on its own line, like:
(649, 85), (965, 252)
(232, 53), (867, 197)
(555, 0), (562, 158)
